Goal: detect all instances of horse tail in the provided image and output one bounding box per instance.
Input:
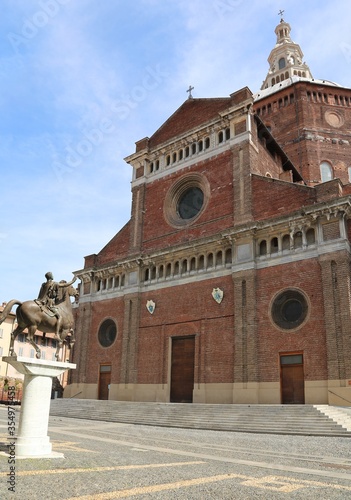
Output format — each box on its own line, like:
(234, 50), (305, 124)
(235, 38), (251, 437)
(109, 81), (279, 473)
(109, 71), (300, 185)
(0, 300), (22, 325)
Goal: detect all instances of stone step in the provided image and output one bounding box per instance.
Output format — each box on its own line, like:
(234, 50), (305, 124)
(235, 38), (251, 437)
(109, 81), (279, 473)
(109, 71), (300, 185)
(49, 400), (351, 437)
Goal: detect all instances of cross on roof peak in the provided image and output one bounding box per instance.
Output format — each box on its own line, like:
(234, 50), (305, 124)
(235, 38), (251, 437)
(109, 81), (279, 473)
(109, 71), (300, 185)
(187, 85), (194, 99)
(278, 9), (285, 21)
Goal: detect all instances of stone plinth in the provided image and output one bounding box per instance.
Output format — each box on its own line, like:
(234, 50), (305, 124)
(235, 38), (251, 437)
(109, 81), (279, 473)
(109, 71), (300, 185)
(2, 356), (76, 459)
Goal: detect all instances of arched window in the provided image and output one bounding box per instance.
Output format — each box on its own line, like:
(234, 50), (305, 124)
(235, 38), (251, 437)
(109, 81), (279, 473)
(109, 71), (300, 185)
(218, 131), (224, 143)
(320, 161), (333, 182)
(190, 257), (196, 271)
(271, 237), (279, 254)
(282, 234), (290, 251)
(198, 255), (205, 270)
(151, 266), (156, 280)
(216, 251), (223, 266)
(294, 231), (303, 248)
(259, 240), (267, 256)
(306, 228), (316, 245)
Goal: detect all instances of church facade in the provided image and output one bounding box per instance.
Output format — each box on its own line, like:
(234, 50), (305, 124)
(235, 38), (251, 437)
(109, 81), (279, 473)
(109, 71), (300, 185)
(66, 18), (351, 406)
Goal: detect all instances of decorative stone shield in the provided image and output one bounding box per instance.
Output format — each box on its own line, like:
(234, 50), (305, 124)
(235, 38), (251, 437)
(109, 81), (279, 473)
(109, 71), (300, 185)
(146, 300), (156, 314)
(212, 288), (224, 304)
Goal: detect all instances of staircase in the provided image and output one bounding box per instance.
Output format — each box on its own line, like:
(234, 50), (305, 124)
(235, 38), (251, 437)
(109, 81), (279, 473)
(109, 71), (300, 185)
(49, 399), (351, 437)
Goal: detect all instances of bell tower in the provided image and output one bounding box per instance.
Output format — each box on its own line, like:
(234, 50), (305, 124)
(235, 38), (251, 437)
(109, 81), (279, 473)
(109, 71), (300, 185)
(261, 13), (313, 90)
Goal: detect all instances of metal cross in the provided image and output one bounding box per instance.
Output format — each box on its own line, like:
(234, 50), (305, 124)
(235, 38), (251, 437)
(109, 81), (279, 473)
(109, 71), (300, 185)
(187, 85), (194, 99)
(278, 9), (285, 19)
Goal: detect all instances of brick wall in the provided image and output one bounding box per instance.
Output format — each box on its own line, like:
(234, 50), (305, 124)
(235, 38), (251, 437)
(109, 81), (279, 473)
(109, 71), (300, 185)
(256, 259), (328, 382)
(77, 298), (125, 385)
(254, 82), (351, 186)
(141, 151), (235, 252)
(251, 175), (315, 221)
(83, 275), (235, 386)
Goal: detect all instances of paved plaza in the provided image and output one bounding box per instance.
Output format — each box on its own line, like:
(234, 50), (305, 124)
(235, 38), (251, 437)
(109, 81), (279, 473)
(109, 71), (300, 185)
(0, 405), (351, 499)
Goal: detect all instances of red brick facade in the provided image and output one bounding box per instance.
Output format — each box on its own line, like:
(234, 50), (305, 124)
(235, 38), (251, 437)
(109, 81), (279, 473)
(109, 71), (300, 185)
(67, 23), (351, 406)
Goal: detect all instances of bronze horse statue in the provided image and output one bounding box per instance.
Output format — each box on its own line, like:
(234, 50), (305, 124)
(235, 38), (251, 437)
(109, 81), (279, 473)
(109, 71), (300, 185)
(0, 278), (79, 361)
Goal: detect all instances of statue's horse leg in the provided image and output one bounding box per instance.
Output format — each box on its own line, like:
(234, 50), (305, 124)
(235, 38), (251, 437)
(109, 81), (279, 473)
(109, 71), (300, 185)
(55, 334), (63, 361)
(68, 328), (75, 348)
(9, 325), (24, 356)
(27, 325), (42, 359)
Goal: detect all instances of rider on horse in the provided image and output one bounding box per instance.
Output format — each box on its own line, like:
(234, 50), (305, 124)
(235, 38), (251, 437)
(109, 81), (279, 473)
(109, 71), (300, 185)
(37, 272), (62, 340)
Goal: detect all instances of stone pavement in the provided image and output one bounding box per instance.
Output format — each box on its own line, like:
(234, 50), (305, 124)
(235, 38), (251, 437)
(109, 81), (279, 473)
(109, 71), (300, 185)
(1, 405), (351, 499)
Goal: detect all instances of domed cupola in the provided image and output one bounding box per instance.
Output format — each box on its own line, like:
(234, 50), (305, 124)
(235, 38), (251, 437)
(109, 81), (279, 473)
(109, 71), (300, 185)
(261, 14), (313, 90)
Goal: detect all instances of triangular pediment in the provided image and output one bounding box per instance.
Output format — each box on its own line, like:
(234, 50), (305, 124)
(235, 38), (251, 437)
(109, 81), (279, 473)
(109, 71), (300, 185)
(148, 97), (232, 149)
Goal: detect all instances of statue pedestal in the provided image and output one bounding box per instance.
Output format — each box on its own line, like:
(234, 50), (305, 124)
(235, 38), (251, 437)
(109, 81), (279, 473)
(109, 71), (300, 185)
(2, 356), (76, 459)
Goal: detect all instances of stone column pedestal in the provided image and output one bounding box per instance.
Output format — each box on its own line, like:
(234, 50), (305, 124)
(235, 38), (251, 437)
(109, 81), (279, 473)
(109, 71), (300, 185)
(2, 356), (76, 459)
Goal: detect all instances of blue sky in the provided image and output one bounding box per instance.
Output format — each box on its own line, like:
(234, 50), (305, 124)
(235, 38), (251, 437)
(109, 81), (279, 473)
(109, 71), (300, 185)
(1, 0), (351, 301)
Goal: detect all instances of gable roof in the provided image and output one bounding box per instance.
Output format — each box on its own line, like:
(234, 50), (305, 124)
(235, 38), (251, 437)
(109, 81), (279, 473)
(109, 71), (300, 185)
(148, 97), (232, 149)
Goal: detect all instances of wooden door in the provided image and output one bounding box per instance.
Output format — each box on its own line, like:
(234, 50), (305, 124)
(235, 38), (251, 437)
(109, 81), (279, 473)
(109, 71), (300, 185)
(98, 365), (111, 400)
(280, 355), (304, 404)
(170, 337), (195, 403)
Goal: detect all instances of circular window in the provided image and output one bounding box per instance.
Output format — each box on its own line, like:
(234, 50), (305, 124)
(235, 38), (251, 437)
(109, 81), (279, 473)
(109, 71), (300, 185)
(271, 289), (308, 330)
(98, 319), (117, 347)
(178, 187), (204, 219)
(164, 173), (210, 228)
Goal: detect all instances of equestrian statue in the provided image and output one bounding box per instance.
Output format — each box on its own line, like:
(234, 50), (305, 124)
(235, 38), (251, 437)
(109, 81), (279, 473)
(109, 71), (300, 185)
(0, 272), (79, 361)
